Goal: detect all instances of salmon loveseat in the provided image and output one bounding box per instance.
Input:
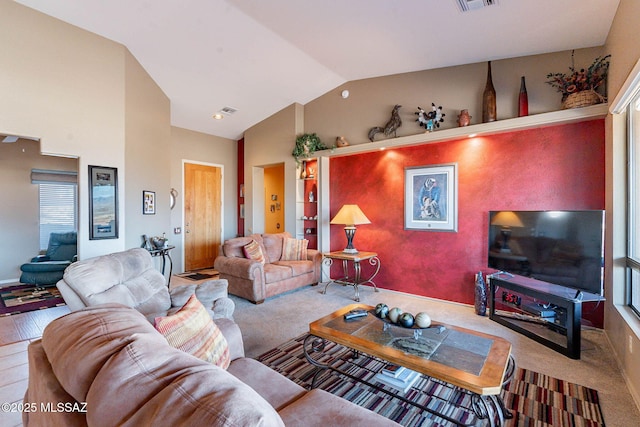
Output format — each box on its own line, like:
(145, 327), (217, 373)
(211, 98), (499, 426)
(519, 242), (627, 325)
(214, 232), (322, 304)
(23, 304), (400, 427)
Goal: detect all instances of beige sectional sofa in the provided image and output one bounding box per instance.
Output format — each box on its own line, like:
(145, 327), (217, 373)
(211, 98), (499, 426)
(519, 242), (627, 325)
(214, 232), (322, 304)
(57, 247), (235, 322)
(23, 304), (399, 427)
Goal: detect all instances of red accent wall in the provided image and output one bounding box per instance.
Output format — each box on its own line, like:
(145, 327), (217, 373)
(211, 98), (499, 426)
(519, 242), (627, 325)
(329, 120), (605, 325)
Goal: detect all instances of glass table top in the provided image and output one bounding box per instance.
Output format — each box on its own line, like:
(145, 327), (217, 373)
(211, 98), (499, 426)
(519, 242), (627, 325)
(324, 311), (493, 376)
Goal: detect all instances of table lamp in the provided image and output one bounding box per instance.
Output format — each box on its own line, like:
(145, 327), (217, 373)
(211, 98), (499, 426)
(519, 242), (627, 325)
(330, 204), (371, 254)
(491, 211), (524, 253)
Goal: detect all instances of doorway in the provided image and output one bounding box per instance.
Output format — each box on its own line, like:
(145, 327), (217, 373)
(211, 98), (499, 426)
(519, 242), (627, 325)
(264, 164), (285, 234)
(183, 162), (223, 271)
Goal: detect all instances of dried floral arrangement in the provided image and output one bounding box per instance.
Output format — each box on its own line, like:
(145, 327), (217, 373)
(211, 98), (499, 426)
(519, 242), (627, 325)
(546, 52), (611, 100)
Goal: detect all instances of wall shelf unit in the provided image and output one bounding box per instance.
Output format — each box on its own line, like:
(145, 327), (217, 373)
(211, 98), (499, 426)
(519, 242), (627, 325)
(296, 158), (318, 249)
(314, 104), (608, 159)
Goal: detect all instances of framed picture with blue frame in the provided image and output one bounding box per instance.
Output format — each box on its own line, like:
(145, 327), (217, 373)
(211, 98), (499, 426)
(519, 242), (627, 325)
(404, 163), (458, 232)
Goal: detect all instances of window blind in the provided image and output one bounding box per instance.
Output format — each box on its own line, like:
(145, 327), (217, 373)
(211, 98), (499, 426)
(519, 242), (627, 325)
(39, 183), (78, 250)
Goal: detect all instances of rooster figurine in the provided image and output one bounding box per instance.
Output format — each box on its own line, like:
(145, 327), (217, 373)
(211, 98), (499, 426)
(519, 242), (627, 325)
(368, 104), (402, 142)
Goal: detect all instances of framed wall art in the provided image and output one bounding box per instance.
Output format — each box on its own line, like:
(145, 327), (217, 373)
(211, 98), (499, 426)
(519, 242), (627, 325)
(89, 165), (119, 239)
(143, 190), (156, 215)
(404, 163), (458, 232)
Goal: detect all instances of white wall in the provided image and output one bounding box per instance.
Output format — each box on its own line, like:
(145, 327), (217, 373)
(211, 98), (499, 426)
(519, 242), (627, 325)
(0, 139), (77, 281)
(0, 1), (126, 259)
(603, 0), (640, 409)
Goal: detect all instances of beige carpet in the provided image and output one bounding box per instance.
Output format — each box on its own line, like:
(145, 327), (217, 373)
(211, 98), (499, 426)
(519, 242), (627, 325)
(226, 283), (640, 427)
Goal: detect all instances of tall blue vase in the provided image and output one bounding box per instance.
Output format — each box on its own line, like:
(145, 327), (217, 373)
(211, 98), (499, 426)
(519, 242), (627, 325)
(474, 271), (487, 316)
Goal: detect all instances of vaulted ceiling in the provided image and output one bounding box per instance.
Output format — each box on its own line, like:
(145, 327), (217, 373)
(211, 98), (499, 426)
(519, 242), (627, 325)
(15, 0), (620, 140)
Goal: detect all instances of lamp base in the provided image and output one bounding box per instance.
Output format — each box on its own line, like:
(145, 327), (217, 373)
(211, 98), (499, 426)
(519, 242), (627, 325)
(342, 248), (358, 254)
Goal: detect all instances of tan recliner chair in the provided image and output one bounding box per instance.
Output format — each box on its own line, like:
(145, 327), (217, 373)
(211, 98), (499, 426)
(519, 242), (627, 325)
(57, 247), (234, 322)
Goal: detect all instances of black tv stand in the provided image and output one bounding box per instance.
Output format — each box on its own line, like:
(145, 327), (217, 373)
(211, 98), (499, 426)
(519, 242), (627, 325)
(487, 274), (604, 359)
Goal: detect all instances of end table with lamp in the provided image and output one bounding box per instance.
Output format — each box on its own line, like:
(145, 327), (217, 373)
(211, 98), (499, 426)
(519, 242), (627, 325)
(323, 204), (381, 301)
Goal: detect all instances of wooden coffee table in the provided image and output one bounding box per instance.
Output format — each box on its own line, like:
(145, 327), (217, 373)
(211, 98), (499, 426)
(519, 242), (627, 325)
(304, 304), (515, 426)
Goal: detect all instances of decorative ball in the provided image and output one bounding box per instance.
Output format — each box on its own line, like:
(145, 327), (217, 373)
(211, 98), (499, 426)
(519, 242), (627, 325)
(415, 312), (432, 328)
(398, 312), (415, 328)
(374, 303), (389, 319)
(388, 307), (403, 324)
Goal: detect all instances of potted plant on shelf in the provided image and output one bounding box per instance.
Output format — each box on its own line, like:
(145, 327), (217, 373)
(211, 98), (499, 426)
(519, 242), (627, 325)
(292, 133), (327, 164)
(546, 52), (611, 109)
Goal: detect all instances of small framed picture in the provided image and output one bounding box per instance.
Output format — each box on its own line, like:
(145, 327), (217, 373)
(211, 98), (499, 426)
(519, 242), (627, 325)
(143, 190), (156, 215)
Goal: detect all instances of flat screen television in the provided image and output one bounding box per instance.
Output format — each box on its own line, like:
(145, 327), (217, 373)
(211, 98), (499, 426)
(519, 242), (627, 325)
(488, 210), (604, 296)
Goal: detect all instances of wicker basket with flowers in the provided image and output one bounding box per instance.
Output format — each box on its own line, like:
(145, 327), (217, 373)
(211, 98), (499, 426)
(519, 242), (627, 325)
(546, 52), (611, 109)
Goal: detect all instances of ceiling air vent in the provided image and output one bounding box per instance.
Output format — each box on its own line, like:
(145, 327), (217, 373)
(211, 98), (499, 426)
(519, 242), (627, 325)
(456, 0), (498, 12)
(220, 106), (238, 116)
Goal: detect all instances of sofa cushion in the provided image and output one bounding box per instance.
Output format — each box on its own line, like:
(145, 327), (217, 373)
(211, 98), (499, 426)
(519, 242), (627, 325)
(223, 235), (256, 258)
(41, 304), (162, 403)
(279, 389), (400, 426)
(263, 264), (294, 283)
(244, 240), (266, 264)
(227, 358), (306, 411)
(262, 232), (290, 263)
(273, 260), (315, 277)
(61, 248), (171, 317)
(154, 294), (230, 369)
(281, 238), (308, 261)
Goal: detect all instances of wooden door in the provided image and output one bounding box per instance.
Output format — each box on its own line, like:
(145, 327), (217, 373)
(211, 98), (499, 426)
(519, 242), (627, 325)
(184, 163), (222, 271)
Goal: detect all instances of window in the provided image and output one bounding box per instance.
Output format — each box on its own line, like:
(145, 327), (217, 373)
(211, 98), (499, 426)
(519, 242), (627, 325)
(628, 91), (640, 316)
(32, 169), (78, 250)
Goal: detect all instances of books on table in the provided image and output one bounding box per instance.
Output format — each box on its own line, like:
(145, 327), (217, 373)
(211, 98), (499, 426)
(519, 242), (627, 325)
(374, 364), (421, 393)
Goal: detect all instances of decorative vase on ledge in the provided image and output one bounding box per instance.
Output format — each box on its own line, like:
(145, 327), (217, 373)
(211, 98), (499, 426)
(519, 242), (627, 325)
(518, 76), (529, 117)
(482, 61), (497, 123)
(457, 109), (471, 127)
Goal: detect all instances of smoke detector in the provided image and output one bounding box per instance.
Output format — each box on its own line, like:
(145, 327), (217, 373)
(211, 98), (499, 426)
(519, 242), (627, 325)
(456, 0), (498, 12)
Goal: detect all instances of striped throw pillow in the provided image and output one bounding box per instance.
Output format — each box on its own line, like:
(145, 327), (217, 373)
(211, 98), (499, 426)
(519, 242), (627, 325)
(154, 294), (230, 369)
(243, 239), (265, 264)
(281, 238), (308, 261)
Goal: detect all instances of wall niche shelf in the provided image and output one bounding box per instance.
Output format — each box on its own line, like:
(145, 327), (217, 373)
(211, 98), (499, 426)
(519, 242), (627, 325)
(296, 158), (318, 249)
(314, 104), (608, 159)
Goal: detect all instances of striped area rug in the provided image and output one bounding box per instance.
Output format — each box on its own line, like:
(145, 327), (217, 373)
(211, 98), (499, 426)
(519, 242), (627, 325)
(256, 334), (605, 427)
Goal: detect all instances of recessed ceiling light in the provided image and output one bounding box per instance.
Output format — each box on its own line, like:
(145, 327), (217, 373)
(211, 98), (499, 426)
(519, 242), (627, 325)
(212, 114), (224, 120)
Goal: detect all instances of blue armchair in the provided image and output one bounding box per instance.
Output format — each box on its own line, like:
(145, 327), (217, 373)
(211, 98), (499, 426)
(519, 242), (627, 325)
(20, 231), (77, 285)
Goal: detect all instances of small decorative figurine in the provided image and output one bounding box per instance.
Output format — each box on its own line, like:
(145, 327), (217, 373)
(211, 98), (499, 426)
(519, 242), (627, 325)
(336, 136), (350, 147)
(368, 104), (402, 141)
(415, 103), (445, 131)
(457, 109), (471, 127)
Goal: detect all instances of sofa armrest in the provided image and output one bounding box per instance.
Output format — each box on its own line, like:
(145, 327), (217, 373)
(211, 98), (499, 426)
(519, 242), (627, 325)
(214, 317), (245, 360)
(56, 279), (87, 312)
(170, 280), (235, 319)
(307, 249), (322, 264)
(214, 256), (264, 280)
(196, 278), (229, 301)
